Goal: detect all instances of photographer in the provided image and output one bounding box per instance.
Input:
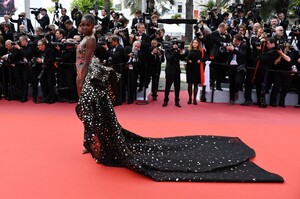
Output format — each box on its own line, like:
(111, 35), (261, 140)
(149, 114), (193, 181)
(1, 40), (24, 101)
(254, 38), (278, 108)
(206, 7), (222, 31)
(123, 41), (141, 104)
(16, 35), (38, 102)
(71, 6), (82, 28)
(36, 39), (56, 104)
(96, 9), (110, 34)
(35, 8), (50, 31)
(131, 10), (144, 34)
(242, 28), (266, 106)
(1, 23), (14, 42)
(162, 40), (185, 107)
(131, 23), (150, 92)
(54, 8), (70, 32)
(226, 34), (248, 105)
(10, 12), (34, 33)
(112, 17), (130, 47)
(64, 20), (78, 39)
(147, 39), (164, 101)
(58, 38), (77, 103)
(269, 43), (293, 107)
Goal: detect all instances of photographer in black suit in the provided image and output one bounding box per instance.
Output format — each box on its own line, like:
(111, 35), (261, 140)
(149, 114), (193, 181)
(54, 8), (70, 32)
(35, 8), (50, 31)
(17, 35), (38, 102)
(36, 39), (56, 104)
(162, 40), (185, 107)
(10, 12), (34, 33)
(226, 34), (248, 105)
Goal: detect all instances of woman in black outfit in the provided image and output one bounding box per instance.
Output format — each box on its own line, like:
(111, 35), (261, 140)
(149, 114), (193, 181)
(185, 39), (205, 105)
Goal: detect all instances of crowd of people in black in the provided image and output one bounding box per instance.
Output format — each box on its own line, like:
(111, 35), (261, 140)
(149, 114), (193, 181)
(0, 5), (300, 108)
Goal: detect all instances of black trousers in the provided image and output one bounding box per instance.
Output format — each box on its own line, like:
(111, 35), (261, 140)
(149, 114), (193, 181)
(40, 68), (56, 100)
(254, 69), (268, 101)
(228, 66), (245, 101)
(58, 65), (77, 101)
(164, 74), (180, 103)
(243, 67), (255, 101)
(14, 65), (30, 100)
(270, 71), (292, 106)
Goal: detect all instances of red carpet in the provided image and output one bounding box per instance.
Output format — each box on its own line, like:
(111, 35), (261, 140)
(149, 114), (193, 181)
(0, 91), (299, 199)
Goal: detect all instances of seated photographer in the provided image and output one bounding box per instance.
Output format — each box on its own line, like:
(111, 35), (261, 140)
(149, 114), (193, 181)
(35, 8), (50, 31)
(36, 39), (56, 104)
(10, 12), (34, 33)
(225, 34), (248, 106)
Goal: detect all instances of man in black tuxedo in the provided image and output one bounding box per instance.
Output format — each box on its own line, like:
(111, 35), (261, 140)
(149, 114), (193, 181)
(162, 41), (185, 108)
(54, 8), (70, 32)
(226, 34), (248, 105)
(16, 35), (38, 102)
(36, 39), (56, 103)
(102, 35), (124, 105)
(132, 23), (150, 92)
(35, 8), (50, 31)
(131, 10), (144, 34)
(10, 12), (34, 33)
(2, 23), (14, 42)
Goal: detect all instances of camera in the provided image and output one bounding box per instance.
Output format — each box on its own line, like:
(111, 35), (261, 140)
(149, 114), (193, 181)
(11, 41), (20, 46)
(51, 41), (79, 48)
(219, 42), (232, 53)
(97, 37), (111, 46)
(30, 8), (42, 17)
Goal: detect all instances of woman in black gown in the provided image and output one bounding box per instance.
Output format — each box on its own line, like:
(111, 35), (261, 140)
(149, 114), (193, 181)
(75, 55), (284, 182)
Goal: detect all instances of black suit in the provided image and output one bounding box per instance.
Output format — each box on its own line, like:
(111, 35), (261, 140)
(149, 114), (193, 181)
(66, 27), (78, 39)
(97, 16), (110, 33)
(164, 48), (185, 103)
(10, 17), (34, 33)
(131, 17), (144, 33)
(36, 14), (50, 30)
(227, 43), (248, 101)
(54, 15), (70, 32)
(19, 42), (38, 100)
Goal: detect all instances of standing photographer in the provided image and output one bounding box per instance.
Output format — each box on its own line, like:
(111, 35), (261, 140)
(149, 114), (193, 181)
(10, 12), (34, 33)
(35, 8), (50, 31)
(54, 8), (70, 32)
(162, 40), (185, 107)
(36, 39), (56, 104)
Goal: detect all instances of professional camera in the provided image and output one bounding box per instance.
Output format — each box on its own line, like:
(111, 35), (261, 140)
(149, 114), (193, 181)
(11, 41), (20, 46)
(275, 39), (286, 50)
(51, 41), (79, 48)
(228, 3), (244, 13)
(219, 42), (232, 53)
(30, 8), (42, 17)
(97, 37), (111, 46)
(172, 39), (185, 50)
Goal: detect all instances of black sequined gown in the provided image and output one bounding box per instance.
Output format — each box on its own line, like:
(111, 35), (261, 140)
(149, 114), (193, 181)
(76, 57), (284, 182)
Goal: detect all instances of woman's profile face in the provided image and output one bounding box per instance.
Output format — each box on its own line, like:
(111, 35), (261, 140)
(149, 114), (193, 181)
(80, 18), (94, 36)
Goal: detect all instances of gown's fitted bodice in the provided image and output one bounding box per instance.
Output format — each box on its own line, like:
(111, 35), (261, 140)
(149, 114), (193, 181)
(76, 57), (284, 182)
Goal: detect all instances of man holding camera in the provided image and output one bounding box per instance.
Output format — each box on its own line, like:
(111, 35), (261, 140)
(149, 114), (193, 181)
(35, 8), (50, 31)
(54, 8), (70, 32)
(226, 34), (248, 105)
(36, 39), (55, 104)
(10, 12), (34, 33)
(162, 41), (185, 107)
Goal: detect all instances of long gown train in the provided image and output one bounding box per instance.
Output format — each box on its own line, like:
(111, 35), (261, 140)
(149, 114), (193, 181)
(76, 57), (283, 182)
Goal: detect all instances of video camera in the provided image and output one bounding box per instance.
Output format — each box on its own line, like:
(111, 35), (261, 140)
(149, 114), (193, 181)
(162, 39), (185, 50)
(30, 8), (42, 17)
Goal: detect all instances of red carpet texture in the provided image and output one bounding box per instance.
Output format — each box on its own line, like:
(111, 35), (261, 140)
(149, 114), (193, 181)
(1, 91), (299, 199)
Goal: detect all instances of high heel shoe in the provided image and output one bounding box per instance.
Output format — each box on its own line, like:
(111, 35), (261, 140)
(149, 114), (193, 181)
(82, 148), (89, 154)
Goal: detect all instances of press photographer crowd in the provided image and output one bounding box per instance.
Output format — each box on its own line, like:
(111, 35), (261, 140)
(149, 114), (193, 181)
(1, 3), (300, 108)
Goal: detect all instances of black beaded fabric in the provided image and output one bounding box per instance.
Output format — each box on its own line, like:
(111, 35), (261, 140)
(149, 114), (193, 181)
(76, 57), (284, 183)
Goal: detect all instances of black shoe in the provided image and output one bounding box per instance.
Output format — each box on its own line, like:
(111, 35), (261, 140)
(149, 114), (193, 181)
(228, 100), (234, 106)
(200, 97), (207, 102)
(270, 103), (277, 107)
(152, 96), (157, 101)
(187, 99), (192, 104)
(20, 97), (28, 103)
(241, 100), (253, 106)
(295, 104), (300, 108)
(175, 102), (181, 107)
(162, 102), (168, 107)
(279, 104), (286, 108)
(33, 97), (38, 103)
(216, 86), (223, 91)
(193, 99), (197, 105)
